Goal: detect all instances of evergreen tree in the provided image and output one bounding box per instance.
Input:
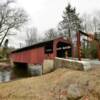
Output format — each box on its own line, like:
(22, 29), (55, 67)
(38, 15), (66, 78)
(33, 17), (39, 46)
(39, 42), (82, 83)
(58, 4), (82, 38)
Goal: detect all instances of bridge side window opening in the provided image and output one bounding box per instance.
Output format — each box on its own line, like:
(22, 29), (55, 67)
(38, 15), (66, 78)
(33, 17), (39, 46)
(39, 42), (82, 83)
(56, 42), (72, 58)
(44, 41), (53, 54)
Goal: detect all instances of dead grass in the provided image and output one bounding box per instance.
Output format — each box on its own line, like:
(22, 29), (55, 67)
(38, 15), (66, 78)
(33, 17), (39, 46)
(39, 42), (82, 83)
(0, 68), (100, 100)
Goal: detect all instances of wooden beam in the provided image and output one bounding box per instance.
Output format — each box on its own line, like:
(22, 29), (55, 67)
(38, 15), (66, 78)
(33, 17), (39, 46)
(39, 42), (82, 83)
(77, 32), (81, 61)
(79, 30), (98, 41)
(79, 30), (89, 37)
(96, 42), (100, 61)
(79, 30), (100, 61)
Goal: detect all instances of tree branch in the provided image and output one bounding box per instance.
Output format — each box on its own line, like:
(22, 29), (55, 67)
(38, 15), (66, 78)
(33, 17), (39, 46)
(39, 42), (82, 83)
(0, 27), (10, 46)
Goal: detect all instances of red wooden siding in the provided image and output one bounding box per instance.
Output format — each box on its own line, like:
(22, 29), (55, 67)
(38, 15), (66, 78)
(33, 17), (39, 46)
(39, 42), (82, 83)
(10, 47), (55, 64)
(10, 47), (44, 64)
(10, 37), (72, 64)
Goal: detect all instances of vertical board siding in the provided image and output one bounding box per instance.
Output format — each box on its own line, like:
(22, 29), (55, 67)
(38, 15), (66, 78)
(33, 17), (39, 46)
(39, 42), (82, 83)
(10, 47), (45, 64)
(10, 37), (72, 65)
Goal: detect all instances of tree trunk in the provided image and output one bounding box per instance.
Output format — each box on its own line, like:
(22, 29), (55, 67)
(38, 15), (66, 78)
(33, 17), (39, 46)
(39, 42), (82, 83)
(68, 29), (71, 38)
(0, 28), (9, 47)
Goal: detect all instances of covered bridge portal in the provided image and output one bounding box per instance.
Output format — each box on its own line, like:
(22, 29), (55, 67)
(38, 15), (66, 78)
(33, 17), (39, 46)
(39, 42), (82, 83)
(10, 37), (72, 65)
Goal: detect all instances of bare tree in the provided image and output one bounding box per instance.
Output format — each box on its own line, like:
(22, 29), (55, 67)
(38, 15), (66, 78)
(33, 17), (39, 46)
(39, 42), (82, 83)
(0, 0), (28, 46)
(25, 27), (38, 46)
(81, 13), (100, 33)
(44, 28), (58, 40)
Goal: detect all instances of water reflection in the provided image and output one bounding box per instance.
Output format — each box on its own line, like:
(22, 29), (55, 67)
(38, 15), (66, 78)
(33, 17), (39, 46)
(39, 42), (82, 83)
(0, 70), (11, 83)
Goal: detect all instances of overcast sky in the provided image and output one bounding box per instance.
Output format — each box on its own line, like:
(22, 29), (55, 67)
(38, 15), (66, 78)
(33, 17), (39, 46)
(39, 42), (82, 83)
(17, 0), (100, 32)
(9, 0), (100, 47)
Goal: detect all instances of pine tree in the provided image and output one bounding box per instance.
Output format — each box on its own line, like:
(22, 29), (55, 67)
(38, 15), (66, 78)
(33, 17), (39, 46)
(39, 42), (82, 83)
(58, 4), (82, 38)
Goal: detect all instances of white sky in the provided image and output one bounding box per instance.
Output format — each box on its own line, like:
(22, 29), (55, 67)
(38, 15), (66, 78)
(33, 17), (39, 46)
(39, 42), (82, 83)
(17, 0), (100, 32)
(9, 0), (100, 47)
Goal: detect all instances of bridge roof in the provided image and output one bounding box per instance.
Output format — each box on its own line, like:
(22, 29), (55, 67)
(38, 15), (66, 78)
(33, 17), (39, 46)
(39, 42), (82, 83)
(11, 37), (70, 53)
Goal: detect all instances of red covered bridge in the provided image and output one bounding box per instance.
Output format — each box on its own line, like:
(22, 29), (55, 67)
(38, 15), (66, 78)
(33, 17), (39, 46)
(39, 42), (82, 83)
(10, 37), (72, 65)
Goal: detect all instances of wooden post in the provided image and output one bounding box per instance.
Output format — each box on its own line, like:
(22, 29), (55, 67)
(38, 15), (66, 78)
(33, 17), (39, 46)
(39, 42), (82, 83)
(77, 32), (81, 61)
(72, 44), (74, 58)
(97, 43), (100, 61)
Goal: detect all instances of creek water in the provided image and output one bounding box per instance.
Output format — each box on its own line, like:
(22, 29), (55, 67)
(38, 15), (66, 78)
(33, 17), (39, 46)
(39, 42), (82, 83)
(0, 64), (43, 83)
(0, 70), (12, 83)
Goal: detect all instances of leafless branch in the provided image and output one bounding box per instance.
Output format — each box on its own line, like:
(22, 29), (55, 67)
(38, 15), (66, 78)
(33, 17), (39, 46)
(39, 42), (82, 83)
(0, 0), (28, 46)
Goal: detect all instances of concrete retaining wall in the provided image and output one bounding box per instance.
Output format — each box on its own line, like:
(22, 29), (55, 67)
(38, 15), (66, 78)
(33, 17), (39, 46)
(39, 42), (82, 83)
(28, 64), (42, 76)
(54, 57), (91, 71)
(30, 58), (92, 75)
(43, 60), (54, 74)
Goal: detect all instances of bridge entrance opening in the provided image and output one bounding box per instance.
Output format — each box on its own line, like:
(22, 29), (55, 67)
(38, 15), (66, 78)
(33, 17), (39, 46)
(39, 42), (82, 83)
(56, 42), (72, 58)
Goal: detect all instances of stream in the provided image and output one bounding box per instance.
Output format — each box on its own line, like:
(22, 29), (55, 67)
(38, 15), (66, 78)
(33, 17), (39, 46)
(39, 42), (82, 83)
(0, 70), (11, 83)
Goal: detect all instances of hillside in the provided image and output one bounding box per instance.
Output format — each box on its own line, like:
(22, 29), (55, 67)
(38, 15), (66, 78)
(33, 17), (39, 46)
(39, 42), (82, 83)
(0, 68), (100, 100)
